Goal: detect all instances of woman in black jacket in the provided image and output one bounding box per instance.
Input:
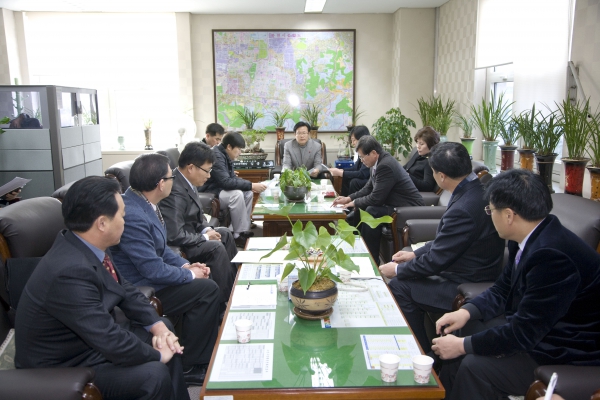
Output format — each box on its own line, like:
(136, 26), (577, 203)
(404, 126), (440, 192)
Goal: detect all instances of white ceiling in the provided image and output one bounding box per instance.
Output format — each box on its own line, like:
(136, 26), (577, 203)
(0, 0), (450, 14)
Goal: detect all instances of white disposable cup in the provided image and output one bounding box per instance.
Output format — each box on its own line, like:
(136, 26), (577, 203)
(234, 319), (253, 343)
(339, 268), (352, 283)
(412, 355), (434, 384)
(276, 273), (288, 292)
(379, 354), (400, 382)
(273, 190), (280, 202)
(318, 192), (325, 203)
(274, 174), (280, 181)
(320, 179), (328, 187)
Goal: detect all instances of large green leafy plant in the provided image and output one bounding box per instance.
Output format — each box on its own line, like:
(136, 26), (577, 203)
(470, 93), (513, 141)
(416, 96), (455, 136)
(557, 99), (591, 160)
(372, 107), (416, 158)
(279, 167), (312, 191)
(261, 208), (392, 294)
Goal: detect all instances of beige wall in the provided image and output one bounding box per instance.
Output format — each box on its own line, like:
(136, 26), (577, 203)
(571, 0), (600, 111)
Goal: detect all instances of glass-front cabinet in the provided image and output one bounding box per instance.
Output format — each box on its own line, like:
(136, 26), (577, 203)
(0, 86), (101, 198)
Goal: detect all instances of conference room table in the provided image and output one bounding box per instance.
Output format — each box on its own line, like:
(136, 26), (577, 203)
(251, 180), (348, 237)
(200, 241), (445, 400)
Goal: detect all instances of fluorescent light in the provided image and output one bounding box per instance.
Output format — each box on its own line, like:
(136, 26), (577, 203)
(305, 0), (326, 13)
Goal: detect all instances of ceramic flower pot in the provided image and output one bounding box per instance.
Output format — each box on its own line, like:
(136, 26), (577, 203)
(290, 280), (338, 319)
(482, 140), (499, 174)
(588, 167), (600, 201)
(562, 158), (589, 196)
(535, 153), (558, 193)
(460, 138), (475, 156)
(276, 127), (285, 141)
(517, 148), (536, 171)
(283, 186), (309, 201)
(500, 145), (518, 171)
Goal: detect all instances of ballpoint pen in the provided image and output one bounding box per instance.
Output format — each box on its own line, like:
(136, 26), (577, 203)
(246, 282), (251, 290)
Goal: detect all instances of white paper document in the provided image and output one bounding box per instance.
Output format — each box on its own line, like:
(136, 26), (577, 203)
(322, 279), (406, 328)
(221, 312), (276, 341)
(231, 250), (289, 264)
(230, 284), (277, 309)
(348, 257), (377, 278)
(361, 334), (421, 370)
(246, 237), (286, 250)
(331, 238), (369, 254)
(210, 343), (274, 382)
(238, 264), (282, 281)
(0, 177), (31, 197)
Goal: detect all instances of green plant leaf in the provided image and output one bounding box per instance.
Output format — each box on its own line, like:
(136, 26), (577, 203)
(294, 220), (318, 249)
(259, 234), (289, 261)
(315, 226), (332, 251)
(357, 208), (393, 228)
(326, 268), (342, 283)
(336, 249), (360, 273)
(279, 262), (297, 282)
(298, 267), (317, 294)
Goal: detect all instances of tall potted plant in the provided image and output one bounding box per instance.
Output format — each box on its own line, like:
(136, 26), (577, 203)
(470, 93), (513, 174)
(271, 106), (291, 141)
(416, 96), (455, 142)
(301, 103), (321, 139)
(512, 106), (539, 171)
(372, 107), (416, 159)
(557, 99), (591, 196)
(455, 112), (475, 156)
(236, 107), (267, 158)
(586, 107), (600, 201)
(346, 105), (365, 131)
(261, 206), (391, 319)
(498, 119), (521, 171)
(533, 111), (563, 193)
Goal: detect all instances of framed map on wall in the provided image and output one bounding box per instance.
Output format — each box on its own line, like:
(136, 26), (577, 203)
(213, 29), (355, 132)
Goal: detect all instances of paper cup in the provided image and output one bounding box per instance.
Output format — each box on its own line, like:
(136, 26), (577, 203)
(379, 354), (400, 382)
(274, 174), (280, 181)
(318, 192), (325, 203)
(234, 319), (253, 343)
(273, 190), (280, 202)
(412, 355), (434, 384)
(338, 268), (352, 283)
(276, 273), (288, 292)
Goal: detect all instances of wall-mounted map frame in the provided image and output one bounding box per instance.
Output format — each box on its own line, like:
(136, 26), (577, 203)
(213, 29), (355, 132)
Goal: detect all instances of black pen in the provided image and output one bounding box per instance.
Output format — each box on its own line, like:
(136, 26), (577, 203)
(246, 282), (251, 290)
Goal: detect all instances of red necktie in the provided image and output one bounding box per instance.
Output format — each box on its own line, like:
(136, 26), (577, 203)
(103, 254), (119, 283)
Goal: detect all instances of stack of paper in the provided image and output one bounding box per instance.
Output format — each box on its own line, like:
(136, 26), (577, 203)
(230, 284), (277, 309)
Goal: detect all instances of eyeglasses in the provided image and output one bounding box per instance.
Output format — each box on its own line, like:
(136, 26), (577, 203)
(484, 205), (498, 215)
(156, 176), (175, 186)
(357, 151), (371, 160)
(195, 165), (212, 174)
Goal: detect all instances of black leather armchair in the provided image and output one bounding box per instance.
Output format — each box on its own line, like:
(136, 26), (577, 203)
(104, 160), (135, 193)
(156, 147), (180, 169)
(269, 138), (328, 179)
(525, 365), (600, 400)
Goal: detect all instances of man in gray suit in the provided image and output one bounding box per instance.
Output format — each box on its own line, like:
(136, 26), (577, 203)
(283, 121), (323, 178)
(379, 142), (504, 354)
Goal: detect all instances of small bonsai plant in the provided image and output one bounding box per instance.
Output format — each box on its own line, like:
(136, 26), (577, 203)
(237, 107), (267, 152)
(470, 93), (513, 142)
(372, 107), (416, 158)
(261, 207), (392, 294)
(301, 103), (321, 129)
(557, 98), (591, 160)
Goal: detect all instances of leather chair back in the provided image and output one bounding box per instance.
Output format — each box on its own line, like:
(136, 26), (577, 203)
(157, 148), (180, 169)
(104, 160), (135, 193)
(0, 197), (65, 262)
(51, 181), (76, 202)
(551, 193), (600, 252)
(275, 139), (327, 166)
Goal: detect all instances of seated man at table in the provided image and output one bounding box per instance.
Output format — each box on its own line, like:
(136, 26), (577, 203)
(199, 132), (266, 248)
(332, 136), (424, 263)
(378, 142), (504, 354)
(111, 153), (221, 386)
(202, 122), (224, 148)
(15, 176), (189, 400)
(431, 169), (600, 400)
(283, 121), (323, 178)
(328, 125), (371, 196)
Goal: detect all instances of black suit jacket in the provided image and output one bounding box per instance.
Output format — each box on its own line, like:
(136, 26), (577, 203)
(404, 152), (437, 192)
(159, 168), (210, 249)
(343, 158), (370, 181)
(467, 215), (600, 365)
(396, 178), (504, 308)
(15, 230), (160, 369)
(200, 144), (251, 196)
(350, 151), (423, 209)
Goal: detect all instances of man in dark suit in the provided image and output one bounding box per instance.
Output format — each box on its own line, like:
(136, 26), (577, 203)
(431, 169), (600, 400)
(332, 135), (424, 262)
(160, 142), (238, 306)
(379, 142), (504, 354)
(111, 153), (221, 386)
(15, 176), (189, 400)
(328, 125), (371, 196)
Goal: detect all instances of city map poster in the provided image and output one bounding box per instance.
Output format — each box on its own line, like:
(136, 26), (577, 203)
(213, 30), (355, 132)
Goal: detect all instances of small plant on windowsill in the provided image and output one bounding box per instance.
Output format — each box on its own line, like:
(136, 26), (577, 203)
(261, 206), (391, 319)
(0, 117), (10, 134)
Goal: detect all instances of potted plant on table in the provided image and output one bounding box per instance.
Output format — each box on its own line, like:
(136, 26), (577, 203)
(372, 107), (416, 160)
(261, 206), (392, 319)
(557, 99), (591, 196)
(512, 106), (539, 171)
(470, 93), (513, 174)
(587, 107), (600, 201)
(236, 107), (267, 160)
(455, 112), (475, 156)
(301, 103), (322, 139)
(279, 167), (312, 202)
(271, 106), (291, 141)
(498, 119), (521, 171)
(532, 110), (563, 193)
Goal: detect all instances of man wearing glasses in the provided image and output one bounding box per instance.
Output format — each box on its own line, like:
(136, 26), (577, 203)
(158, 142), (238, 307)
(111, 153), (221, 387)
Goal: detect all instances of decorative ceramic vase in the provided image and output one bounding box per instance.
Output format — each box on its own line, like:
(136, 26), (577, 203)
(517, 148), (536, 171)
(144, 129), (153, 150)
(561, 158), (590, 196)
(587, 167), (600, 201)
(482, 140), (499, 174)
(535, 153), (558, 193)
(275, 127), (285, 141)
(283, 186), (309, 201)
(460, 138), (475, 156)
(439, 135), (448, 143)
(290, 280), (338, 319)
(117, 136), (125, 150)
(310, 126), (319, 140)
(499, 145), (518, 171)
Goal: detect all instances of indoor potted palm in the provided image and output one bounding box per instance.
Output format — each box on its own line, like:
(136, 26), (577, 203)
(498, 119), (521, 171)
(271, 106), (291, 141)
(261, 206), (392, 319)
(532, 111), (563, 193)
(470, 93), (513, 174)
(301, 103), (321, 139)
(512, 106), (539, 171)
(455, 112), (475, 156)
(557, 99), (591, 196)
(586, 106), (600, 201)
(236, 107), (267, 159)
(372, 107), (416, 159)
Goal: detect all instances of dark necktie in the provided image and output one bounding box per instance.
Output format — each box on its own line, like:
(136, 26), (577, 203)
(514, 248), (523, 269)
(103, 254), (119, 282)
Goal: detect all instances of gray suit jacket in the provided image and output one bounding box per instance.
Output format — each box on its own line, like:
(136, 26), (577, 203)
(282, 139), (322, 171)
(15, 230), (160, 368)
